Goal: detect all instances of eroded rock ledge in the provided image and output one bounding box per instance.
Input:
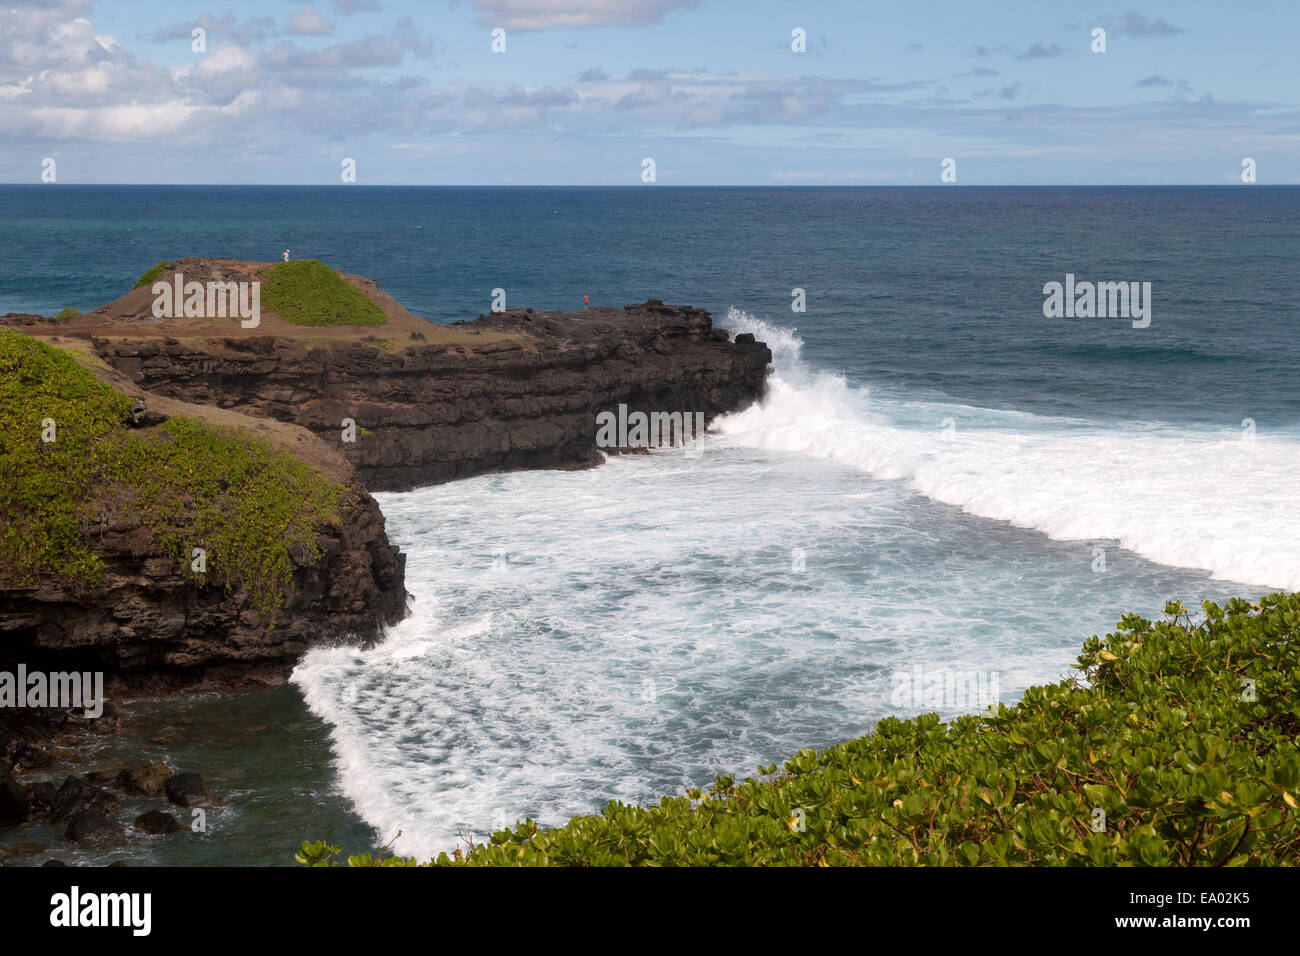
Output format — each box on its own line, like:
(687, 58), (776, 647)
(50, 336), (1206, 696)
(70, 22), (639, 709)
(0, 471), (405, 688)
(83, 298), (772, 491)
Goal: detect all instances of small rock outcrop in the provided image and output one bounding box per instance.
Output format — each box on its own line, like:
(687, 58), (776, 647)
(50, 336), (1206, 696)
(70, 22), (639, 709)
(134, 809), (183, 835)
(65, 813), (127, 847)
(116, 762), (174, 797)
(164, 772), (212, 809)
(49, 776), (121, 823)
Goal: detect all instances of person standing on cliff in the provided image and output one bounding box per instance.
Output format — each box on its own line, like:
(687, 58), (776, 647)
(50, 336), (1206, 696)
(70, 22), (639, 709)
(283, 249), (290, 262)
(584, 294), (589, 311)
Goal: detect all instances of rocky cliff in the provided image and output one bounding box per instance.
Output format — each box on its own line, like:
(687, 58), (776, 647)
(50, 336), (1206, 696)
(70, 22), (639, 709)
(74, 260), (772, 491)
(0, 330), (406, 692)
(1, 258), (769, 690)
(0, 472), (405, 689)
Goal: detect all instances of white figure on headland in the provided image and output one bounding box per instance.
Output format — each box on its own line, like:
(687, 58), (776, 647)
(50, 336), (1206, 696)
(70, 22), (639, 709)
(282, 249), (290, 262)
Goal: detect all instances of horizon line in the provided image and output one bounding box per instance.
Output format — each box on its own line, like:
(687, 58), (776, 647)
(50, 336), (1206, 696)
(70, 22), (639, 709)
(2, 182), (1296, 189)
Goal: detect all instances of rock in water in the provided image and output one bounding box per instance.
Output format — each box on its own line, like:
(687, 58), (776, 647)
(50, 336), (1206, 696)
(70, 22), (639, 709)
(28, 781), (58, 810)
(164, 772), (212, 808)
(49, 776), (120, 823)
(65, 814), (127, 847)
(0, 772), (28, 826)
(116, 762), (175, 797)
(134, 809), (183, 835)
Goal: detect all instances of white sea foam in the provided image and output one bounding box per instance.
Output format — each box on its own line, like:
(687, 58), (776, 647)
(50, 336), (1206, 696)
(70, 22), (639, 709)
(293, 450), (1125, 859)
(717, 307), (1300, 591)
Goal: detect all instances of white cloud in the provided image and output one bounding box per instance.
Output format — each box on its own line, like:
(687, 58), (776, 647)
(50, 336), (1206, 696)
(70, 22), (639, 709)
(473, 0), (699, 31)
(25, 101), (199, 141)
(189, 45), (261, 76)
(287, 7), (334, 36)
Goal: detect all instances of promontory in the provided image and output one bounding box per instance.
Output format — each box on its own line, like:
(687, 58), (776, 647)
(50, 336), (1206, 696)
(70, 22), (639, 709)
(0, 258), (771, 695)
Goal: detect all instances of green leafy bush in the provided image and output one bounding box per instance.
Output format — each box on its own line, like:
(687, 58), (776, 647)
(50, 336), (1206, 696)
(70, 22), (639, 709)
(132, 261), (171, 290)
(301, 593), (1300, 866)
(0, 329), (343, 617)
(54, 308), (79, 321)
(260, 259), (386, 326)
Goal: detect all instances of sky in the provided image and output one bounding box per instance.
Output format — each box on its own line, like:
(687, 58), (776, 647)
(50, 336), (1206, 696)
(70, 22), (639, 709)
(1, 0), (1297, 185)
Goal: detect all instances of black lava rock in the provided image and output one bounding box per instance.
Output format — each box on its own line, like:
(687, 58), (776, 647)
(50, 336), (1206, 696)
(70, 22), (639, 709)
(50, 776), (120, 823)
(65, 813), (127, 847)
(134, 809), (183, 835)
(164, 772), (212, 808)
(28, 781), (58, 810)
(0, 773), (27, 826)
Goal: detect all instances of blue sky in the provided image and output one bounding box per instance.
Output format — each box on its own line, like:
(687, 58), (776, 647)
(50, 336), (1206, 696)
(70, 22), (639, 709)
(2, 0), (1297, 184)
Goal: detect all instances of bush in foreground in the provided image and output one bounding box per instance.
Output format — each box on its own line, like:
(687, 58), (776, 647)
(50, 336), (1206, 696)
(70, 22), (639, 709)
(299, 593), (1300, 866)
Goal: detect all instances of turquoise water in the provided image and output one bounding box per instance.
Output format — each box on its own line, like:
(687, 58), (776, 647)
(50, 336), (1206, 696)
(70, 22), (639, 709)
(0, 687), (375, 866)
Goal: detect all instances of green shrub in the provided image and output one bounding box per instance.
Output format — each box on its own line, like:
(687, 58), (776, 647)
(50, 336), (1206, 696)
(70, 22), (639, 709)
(300, 593), (1300, 866)
(132, 261), (171, 290)
(0, 329), (343, 617)
(261, 259), (386, 326)
(54, 308), (79, 321)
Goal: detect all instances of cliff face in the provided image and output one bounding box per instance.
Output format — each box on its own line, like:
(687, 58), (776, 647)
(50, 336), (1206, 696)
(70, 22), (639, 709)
(0, 474), (405, 687)
(1, 259), (769, 690)
(0, 325), (406, 689)
(87, 300), (772, 492)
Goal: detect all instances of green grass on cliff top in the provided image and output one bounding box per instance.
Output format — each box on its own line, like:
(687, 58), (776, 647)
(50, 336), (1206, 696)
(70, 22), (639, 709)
(132, 261), (171, 290)
(261, 259), (387, 326)
(0, 329), (343, 618)
(300, 593), (1300, 867)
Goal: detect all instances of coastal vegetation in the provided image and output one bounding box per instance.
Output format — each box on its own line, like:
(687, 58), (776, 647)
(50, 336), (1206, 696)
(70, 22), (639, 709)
(298, 592), (1300, 866)
(261, 259), (387, 326)
(0, 329), (344, 617)
(132, 261), (171, 290)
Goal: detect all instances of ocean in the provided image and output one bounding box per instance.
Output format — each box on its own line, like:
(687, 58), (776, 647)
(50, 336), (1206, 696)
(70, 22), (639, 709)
(2, 185), (1297, 863)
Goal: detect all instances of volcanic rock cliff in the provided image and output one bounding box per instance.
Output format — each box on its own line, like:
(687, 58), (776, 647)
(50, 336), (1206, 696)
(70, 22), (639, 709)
(74, 259), (772, 492)
(0, 258), (770, 691)
(0, 333), (406, 692)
